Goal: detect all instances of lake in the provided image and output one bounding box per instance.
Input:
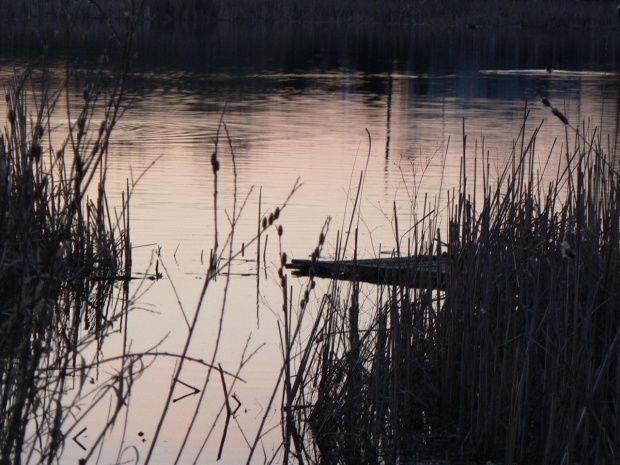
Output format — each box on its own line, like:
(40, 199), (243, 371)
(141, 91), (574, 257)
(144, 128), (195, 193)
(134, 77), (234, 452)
(2, 21), (620, 464)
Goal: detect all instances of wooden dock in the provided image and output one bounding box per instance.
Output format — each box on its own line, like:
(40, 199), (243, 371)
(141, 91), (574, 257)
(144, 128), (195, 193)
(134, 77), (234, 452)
(285, 255), (448, 290)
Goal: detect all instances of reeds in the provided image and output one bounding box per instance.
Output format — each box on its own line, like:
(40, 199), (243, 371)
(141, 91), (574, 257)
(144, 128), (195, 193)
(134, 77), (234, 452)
(285, 110), (620, 463)
(0, 7), (147, 462)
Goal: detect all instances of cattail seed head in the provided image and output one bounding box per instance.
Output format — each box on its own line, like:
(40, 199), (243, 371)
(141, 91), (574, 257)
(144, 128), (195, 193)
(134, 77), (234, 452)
(28, 143), (42, 161)
(268, 213), (274, 225)
(541, 97), (551, 108)
(277, 225), (283, 236)
(274, 207), (280, 220)
(211, 152), (219, 172)
(75, 154), (83, 178)
(551, 107), (569, 125)
(319, 232), (325, 245)
(281, 252), (287, 267)
(262, 217), (267, 229)
(8, 109), (15, 126)
(304, 290), (309, 302)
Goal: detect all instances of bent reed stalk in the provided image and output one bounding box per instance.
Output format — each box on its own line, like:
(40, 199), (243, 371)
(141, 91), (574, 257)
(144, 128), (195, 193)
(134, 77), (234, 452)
(284, 110), (620, 463)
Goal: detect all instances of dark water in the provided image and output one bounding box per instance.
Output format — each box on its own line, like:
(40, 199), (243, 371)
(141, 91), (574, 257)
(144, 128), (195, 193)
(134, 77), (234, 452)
(2, 21), (619, 464)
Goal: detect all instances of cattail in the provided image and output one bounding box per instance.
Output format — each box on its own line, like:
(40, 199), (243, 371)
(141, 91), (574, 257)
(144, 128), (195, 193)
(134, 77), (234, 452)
(262, 217), (267, 229)
(268, 213), (274, 225)
(319, 232), (325, 245)
(274, 207), (280, 220)
(541, 97), (551, 108)
(75, 154), (83, 179)
(551, 107), (569, 125)
(28, 143), (42, 161)
(211, 152), (219, 173)
(277, 225), (283, 236)
(281, 252), (287, 267)
(8, 110), (15, 126)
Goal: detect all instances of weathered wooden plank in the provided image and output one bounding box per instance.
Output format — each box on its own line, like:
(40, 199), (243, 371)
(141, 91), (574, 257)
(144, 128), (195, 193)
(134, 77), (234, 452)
(285, 255), (448, 290)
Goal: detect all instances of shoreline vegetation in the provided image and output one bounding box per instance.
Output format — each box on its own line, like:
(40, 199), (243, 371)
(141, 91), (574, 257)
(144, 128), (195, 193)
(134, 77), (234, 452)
(282, 109), (620, 463)
(0, 9), (148, 462)
(0, 0), (618, 30)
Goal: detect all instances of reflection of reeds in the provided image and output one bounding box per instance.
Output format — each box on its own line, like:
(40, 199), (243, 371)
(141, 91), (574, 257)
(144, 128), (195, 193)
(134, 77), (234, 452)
(284, 112), (620, 463)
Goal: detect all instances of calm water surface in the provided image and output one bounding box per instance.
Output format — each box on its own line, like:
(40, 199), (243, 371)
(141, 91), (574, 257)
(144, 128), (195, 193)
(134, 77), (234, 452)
(3, 22), (620, 463)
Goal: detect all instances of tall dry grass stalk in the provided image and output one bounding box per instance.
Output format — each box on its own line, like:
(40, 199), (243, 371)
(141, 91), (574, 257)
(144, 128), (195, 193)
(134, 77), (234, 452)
(284, 109), (620, 463)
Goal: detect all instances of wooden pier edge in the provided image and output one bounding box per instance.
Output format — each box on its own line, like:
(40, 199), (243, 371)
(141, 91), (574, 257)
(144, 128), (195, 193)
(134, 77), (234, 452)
(285, 255), (448, 290)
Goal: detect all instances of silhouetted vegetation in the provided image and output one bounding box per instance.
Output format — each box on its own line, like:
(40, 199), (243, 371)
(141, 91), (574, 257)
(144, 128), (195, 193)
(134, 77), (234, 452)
(0, 0), (617, 29)
(283, 109), (620, 463)
(0, 8), (146, 462)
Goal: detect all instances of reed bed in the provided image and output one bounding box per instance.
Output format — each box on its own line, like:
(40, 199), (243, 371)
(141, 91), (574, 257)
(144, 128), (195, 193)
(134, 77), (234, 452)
(0, 8), (148, 462)
(284, 111), (620, 463)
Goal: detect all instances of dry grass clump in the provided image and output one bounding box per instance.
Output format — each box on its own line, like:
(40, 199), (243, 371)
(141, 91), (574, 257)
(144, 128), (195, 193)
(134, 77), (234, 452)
(285, 111), (620, 463)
